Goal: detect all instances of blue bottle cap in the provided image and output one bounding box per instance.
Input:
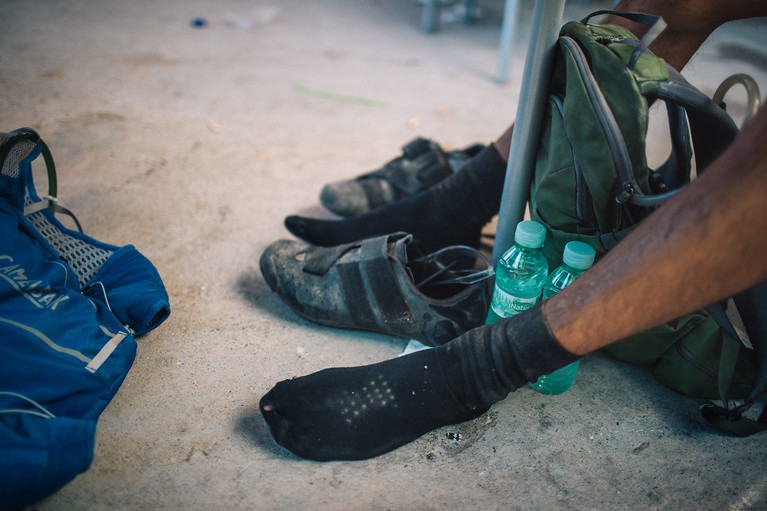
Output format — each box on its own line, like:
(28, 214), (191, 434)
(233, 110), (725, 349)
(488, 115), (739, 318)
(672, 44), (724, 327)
(514, 221), (546, 249)
(563, 241), (595, 270)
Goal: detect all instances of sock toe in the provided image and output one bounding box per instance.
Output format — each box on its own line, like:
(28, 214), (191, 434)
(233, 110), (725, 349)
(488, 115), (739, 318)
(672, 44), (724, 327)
(284, 215), (334, 246)
(259, 385), (305, 458)
(283, 215), (308, 239)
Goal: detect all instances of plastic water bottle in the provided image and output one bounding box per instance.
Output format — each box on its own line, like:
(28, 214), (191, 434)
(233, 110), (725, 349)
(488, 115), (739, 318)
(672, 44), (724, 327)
(530, 240), (596, 394)
(485, 221), (548, 324)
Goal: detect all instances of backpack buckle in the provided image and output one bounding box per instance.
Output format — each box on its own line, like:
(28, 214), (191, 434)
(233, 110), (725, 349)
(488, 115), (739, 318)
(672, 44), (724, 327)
(700, 403), (743, 422)
(615, 184), (634, 205)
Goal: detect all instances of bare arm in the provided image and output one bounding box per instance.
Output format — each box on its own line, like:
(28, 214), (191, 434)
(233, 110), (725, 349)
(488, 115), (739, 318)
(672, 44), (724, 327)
(546, 105), (767, 355)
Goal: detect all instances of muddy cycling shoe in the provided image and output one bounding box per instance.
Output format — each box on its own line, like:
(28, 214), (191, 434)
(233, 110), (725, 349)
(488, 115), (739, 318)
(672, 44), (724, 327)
(320, 137), (484, 217)
(259, 232), (494, 346)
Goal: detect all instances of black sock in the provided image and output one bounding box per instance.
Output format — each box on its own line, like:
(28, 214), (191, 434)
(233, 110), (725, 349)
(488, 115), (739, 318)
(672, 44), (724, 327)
(259, 304), (578, 461)
(284, 145), (507, 252)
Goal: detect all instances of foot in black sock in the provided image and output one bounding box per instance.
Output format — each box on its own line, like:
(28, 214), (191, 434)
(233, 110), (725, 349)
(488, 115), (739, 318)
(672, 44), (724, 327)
(260, 347), (485, 461)
(259, 304), (578, 461)
(284, 145), (507, 252)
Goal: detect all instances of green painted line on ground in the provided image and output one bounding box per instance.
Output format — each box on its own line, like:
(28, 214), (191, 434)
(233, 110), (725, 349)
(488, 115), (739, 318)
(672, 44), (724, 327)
(293, 84), (387, 108)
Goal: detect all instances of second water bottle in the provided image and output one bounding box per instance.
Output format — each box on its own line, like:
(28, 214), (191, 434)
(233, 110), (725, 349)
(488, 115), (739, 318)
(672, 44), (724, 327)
(529, 240), (596, 394)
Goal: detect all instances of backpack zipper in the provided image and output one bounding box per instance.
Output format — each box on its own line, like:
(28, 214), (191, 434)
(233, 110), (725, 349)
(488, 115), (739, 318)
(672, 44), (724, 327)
(675, 340), (751, 386)
(560, 36), (641, 204)
(551, 95), (596, 230)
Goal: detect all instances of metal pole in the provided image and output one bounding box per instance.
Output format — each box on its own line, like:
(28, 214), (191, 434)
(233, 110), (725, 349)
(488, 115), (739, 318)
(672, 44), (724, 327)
(464, 0), (475, 24)
(492, 0), (566, 264)
(495, 0), (520, 84)
(421, 0), (439, 34)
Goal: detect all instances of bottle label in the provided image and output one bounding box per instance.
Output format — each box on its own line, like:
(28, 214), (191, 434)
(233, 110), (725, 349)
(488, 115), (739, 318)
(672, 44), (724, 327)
(490, 287), (539, 318)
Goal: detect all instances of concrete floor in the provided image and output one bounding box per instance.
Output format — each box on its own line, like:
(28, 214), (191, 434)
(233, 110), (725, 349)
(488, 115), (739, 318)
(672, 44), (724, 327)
(3, 0), (767, 509)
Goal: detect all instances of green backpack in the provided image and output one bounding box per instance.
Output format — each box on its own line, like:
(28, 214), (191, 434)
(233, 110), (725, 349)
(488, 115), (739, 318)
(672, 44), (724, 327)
(528, 11), (767, 435)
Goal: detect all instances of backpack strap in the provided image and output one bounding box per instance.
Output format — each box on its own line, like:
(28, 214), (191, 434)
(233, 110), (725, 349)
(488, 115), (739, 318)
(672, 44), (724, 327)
(0, 128), (83, 232)
(733, 281), (767, 404)
(580, 10), (661, 29)
(654, 70), (741, 173)
(699, 280), (767, 436)
(0, 128), (57, 197)
(652, 102), (692, 193)
(627, 69), (740, 207)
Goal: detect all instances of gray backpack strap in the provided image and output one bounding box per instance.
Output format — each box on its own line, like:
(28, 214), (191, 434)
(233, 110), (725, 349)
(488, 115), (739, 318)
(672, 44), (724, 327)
(1, 128), (83, 232)
(627, 67), (740, 207)
(654, 69), (741, 174)
(700, 280), (767, 436)
(733, 281), (767, 404)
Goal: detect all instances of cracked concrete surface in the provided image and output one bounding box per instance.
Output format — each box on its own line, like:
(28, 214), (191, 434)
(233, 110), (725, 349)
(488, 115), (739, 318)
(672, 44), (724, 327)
(2, 0), (766, 509)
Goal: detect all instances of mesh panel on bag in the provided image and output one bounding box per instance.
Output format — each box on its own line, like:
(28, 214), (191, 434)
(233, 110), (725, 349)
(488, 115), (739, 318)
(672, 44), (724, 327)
(3, 132), (113, 287)
(24, 191), (113, 287)
(1, 133), (35, 179)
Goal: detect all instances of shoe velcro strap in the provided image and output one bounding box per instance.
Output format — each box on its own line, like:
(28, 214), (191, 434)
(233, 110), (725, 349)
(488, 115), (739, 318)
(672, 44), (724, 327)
(414, 147), (452, 185)
(363, 137), (432, 180)
(389, 148), (452, 195)
(401, 137), (432, 159)
(359, 178), (391, 209)
(334, 235), (417, 333)
(336, 261), (380, 331)
(303, 242), (360, 276)
(359, 235), (417, 329)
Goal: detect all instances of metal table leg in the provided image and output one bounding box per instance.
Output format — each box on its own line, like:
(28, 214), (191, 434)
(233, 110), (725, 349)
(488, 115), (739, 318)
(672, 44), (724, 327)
(421, 0), (439, 33)
(496, 0), (520, 84)
(492, 0), (566, 264)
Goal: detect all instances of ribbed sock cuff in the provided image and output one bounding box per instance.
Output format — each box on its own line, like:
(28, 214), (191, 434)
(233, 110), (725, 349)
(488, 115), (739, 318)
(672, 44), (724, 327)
(502, 303), (580, 383)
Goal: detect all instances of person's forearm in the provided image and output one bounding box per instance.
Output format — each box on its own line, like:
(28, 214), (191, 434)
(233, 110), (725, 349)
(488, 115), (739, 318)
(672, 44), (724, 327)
(607, 1), (767, 72)
(493, 2), (767, 163)
(545, 105), (767, 356)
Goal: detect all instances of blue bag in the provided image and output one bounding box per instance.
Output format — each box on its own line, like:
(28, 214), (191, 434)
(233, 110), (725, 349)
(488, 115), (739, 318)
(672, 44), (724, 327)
(0, 128), (170, 509)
